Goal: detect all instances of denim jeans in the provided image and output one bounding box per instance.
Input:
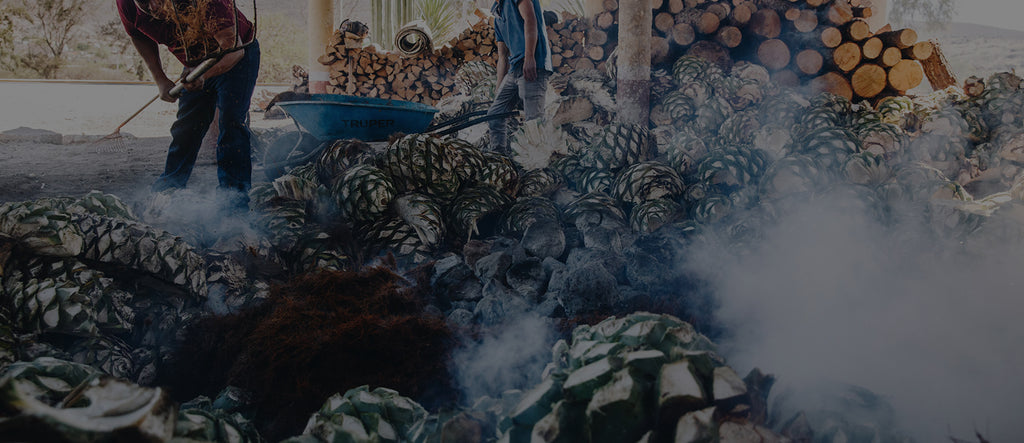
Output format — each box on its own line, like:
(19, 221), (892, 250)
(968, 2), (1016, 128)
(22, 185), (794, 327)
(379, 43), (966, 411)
(486, 65), (550, 152)
(152, 39), (261, 200)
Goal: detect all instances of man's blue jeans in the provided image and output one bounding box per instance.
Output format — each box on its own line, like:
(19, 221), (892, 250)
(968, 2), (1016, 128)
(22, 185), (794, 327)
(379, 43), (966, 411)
(152, 39), (261, 199)
(487, 66), (550, 152)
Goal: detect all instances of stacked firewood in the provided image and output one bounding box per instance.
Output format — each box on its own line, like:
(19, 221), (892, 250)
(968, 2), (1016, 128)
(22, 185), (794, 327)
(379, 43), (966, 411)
(589, 0), (946, 102)
(319, 13), (597, 104)
(318, 17), (497, 102)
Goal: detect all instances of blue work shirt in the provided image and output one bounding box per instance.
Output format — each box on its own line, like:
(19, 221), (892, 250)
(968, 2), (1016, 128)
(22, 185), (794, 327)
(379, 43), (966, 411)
(492, 0), (553, 72)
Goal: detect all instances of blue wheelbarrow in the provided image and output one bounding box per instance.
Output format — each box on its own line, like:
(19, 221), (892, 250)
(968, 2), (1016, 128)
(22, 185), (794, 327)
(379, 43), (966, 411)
(263, 93), (516, 179)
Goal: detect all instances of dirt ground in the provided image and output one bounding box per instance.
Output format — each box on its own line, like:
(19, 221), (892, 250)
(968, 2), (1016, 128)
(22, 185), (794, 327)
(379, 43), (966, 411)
(0, 136), (219, 203)
(0, 82), (291, 205)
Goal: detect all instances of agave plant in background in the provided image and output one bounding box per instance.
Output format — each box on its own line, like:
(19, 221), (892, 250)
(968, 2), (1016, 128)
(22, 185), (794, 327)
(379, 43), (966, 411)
(415, 0), (468, 46)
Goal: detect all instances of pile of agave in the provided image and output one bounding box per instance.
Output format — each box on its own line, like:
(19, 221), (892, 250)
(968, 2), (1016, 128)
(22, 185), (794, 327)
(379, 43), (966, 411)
(4, 48), (1024, 441)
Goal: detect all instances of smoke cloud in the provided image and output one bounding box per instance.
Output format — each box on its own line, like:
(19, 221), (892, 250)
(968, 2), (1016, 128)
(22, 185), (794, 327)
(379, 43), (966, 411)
(451, 313), (557, 402)
(683, 188), (1024, 441)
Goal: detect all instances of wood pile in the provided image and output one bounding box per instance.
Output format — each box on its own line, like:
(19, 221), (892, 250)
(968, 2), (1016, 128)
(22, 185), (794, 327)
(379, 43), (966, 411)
(318, 12), (595, 104)
(320, 1), (942, 105)
(591, 0), (937, 102)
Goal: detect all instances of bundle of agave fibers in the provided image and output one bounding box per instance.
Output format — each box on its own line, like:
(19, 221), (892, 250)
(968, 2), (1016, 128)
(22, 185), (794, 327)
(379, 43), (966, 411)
(164, 266), (456, 440)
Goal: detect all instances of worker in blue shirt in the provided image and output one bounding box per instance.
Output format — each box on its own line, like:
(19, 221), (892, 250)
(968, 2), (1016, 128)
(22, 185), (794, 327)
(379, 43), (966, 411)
(487, 0), (553, 153)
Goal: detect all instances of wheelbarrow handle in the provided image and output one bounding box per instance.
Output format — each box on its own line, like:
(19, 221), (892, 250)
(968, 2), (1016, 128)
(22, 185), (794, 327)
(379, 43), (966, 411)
(428, 110), (521, 137)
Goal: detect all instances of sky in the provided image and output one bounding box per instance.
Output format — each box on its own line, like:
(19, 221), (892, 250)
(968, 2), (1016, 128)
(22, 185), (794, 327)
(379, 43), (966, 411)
(946, 0), (1024, 31)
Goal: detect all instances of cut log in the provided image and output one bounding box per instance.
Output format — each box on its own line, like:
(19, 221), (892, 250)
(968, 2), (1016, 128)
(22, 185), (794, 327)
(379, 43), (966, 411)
(706, 3), (730, 20)
(903, 41), (934, 61)
(596, 11), (616, 29)
(655, 12), (676, 33)
(588, 29), (609, 46)
(604, 0), (619, 12)
(795, 49), (824, 75)
(851, 63), (887, 98)
(667, 0), (685, 14)
(920, 40), (958, 90)
(730, 3), (753, 25)
(861, 36), (883, 59)
(878, 29), (917, 49)
(784, 8), (801, 21)
(793, 10), (818, 33)
(810, 71), (853, 100)
(749, 9), (781, 38)
(672, 22), (697, 46)
(715, 26), (744, 48)
(826, 1), (854, 25)
(832, 41), (862, 72)
(843, 19), (872, 41)
(697, 11), (721, 34)
(821, 27), (843, 48)
(964, 76), (985, 98)
(806, 0), (828, 6)
(888, 59), (924, 92)
(757, 39), (791, 71)
(880, 46), (902, 67)
(588, 44), (606, 60)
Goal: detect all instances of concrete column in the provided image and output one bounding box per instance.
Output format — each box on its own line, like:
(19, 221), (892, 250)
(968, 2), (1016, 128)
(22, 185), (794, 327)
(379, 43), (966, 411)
(309, 0), (336, 93)
(866, 0), (888, 32)
(616, 0), (651, 125)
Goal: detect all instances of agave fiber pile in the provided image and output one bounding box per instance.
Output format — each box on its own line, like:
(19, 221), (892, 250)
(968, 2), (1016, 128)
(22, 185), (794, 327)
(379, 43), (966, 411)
(3, 42), (1024, 442)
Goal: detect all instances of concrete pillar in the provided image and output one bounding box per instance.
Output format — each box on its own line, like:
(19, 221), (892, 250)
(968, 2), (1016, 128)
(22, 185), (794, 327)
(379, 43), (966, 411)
(866, 0), (887, 32)
(616, 0), (651, 125)
(309, 0), (336, 93)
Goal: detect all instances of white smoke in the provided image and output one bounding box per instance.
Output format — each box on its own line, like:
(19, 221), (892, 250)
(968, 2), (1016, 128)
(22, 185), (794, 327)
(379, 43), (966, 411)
(451, 313), (557, 402)
(683, 189), (1024, 441)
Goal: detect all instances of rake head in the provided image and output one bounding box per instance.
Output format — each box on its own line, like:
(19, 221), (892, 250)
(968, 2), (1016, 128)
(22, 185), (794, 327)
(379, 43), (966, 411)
(93, 130), (132, 154)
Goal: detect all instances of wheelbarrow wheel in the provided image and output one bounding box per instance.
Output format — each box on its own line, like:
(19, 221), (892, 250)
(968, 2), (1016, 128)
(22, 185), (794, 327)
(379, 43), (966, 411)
(263, 130), (319, 180)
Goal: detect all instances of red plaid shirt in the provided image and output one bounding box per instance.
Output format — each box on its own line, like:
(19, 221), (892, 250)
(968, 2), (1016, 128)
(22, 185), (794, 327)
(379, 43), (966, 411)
(117, 0), (254, 67)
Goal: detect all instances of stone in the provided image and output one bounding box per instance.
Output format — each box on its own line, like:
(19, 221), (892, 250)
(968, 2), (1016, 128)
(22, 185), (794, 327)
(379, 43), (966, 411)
(585, 369), (650, 443)
(521, 220), (566, 259)
(541, 257), (566, 278)
(432, 255), (464, 285)
(433, 256), (481, 303)
(582, 225), (623, 252)
(475, 252), (512, 282)
(450, 279), (484, 303)
(506, 258), (547, 302)
(624, 246), (665, 291)
(462, 240), (491, 269)
(560, 263), (619, 317)
(447, 309), (475, 329)
(474, 296), (505, 326)
(566, 248), (627, 284)
(533, 295), (565, 318)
